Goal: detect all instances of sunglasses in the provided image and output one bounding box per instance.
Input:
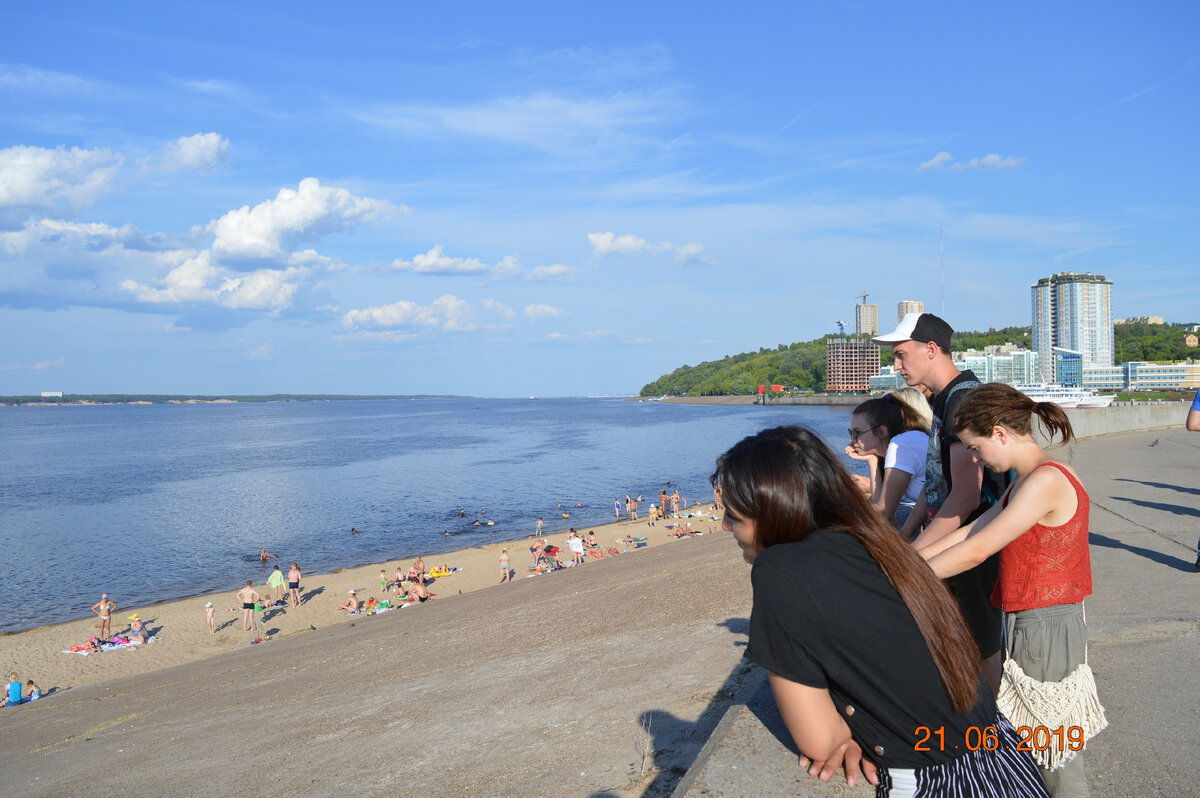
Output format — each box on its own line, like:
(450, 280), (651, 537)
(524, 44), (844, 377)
(847, 425), (881, 442)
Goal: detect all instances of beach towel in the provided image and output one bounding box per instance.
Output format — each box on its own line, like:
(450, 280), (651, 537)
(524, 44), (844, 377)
(63, 636), (154, 656)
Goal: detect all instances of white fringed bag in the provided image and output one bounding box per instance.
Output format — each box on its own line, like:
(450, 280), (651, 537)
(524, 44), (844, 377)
(996, 605), (1108, 771)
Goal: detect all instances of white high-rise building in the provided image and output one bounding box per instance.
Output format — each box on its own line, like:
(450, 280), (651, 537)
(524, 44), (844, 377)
(1031, 272), (1114, 382)
(855, 302), (878, 336)
(897, 300), (924, 323)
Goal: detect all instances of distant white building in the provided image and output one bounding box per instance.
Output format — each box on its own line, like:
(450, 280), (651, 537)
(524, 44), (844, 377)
(953, 348), (1040, 385)
(896, 300), (924, 324)
(855, 302), (879, 336)
(41, 391), (63, 398)
(1031, 272), (1114, 382)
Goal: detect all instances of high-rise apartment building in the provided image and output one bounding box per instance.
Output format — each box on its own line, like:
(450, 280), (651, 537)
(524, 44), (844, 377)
(896, 300), (924, 323)
(855, 302), (879, 336)
(1031, 272), (1114, 382)
(827, 339), (881, 392)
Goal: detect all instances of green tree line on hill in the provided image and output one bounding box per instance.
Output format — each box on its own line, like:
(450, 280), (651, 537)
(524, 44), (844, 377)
(640, 323), (1197, 396)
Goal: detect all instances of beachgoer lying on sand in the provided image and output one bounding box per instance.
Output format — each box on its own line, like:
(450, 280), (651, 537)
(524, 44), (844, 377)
(335, 590), (360, 613)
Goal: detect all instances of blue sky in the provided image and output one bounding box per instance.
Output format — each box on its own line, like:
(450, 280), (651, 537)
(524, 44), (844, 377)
(1, 2), (1196, 397)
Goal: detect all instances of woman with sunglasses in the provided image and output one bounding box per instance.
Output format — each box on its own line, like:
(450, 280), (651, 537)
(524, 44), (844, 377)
(844, 388), (932, 530)
(714, 426), (1048, 797)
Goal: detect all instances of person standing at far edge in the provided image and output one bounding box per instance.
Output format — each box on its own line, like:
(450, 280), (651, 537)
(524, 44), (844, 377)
(873, 312), (1007, 692)
(1185, 388), (1200, 569)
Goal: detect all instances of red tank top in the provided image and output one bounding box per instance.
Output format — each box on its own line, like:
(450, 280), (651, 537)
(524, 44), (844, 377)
(992, 461), (1093, 611)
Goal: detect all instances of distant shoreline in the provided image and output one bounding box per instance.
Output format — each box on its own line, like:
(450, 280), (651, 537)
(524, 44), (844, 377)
(0, 394), (467, 407)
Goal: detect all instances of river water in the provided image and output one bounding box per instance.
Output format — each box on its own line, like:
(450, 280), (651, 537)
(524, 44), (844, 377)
(0, 398), (858, 631)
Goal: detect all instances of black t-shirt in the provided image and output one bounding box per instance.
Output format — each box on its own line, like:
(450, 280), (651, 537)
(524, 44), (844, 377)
(928, 370), (1005, 657)
(746, 529), (995, 768)
(927, 370), (1008, 514)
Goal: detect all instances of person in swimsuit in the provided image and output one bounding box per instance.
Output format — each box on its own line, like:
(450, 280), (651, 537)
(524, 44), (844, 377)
(91, 593), (116, 640)
(236, 581), (260, 631)
(335, 589), (359, 613)
(287, 563), (302, 607)
(259, 548), (276, 564)
(128, 616), (149, 643)
(498, 549), (510, 583)
(205, 602), (216, 633)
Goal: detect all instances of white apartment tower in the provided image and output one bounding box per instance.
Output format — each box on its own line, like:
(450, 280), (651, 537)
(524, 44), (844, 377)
(1031, 272), (1114, 382)
(855, 302), (879, 336)
(897, 300), (924, 323)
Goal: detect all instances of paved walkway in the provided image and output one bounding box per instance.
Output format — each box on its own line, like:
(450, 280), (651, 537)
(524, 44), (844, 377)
(678, 426), (1200, 797)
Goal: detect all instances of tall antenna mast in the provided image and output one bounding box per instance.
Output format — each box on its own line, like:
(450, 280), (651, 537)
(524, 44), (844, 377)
(939, 225), (945, 316)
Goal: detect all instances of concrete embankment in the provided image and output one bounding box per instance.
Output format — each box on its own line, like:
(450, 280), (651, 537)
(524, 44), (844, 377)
(661, 394), (1188, 442)
(677, 424), (1199, 798)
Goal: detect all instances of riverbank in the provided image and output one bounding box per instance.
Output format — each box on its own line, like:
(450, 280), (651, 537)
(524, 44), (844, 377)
(1, 508), (723, 696)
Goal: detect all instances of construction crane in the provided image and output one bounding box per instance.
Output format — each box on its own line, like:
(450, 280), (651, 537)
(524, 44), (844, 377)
(835, 320), (846, 339)
(856, 291), (869, 305)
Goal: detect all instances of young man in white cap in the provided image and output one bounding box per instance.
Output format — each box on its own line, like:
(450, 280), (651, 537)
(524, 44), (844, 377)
(873, 312), (1006, 691)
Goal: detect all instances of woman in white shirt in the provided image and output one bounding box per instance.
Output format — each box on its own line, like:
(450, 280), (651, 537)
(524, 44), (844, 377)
(845, 388), (931, 530)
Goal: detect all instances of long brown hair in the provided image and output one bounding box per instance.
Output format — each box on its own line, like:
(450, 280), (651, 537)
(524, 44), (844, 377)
(953, 383), (1074, 445)
(712, 426), (980, 712)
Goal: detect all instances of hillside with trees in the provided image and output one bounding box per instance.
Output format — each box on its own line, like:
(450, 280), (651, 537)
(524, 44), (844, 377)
(640, 322), (1197, 397)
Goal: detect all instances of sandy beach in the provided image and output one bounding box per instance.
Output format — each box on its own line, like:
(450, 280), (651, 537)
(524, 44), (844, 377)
(1, 506), (724, 696)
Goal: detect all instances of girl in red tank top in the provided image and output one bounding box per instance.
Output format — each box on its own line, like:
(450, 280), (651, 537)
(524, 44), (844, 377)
(917, 382), (1090, 606)
(918, 382), (1098, 797)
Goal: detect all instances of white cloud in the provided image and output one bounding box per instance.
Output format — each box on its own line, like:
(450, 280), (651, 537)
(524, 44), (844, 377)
(208, 177), (392, 263)
(392, 246), (526, 280)
(958, 154), (1025, 170)
(353, 91), (664, 158)
(159, 133), (229, 173)
(526, 264), (576, 281)
(481, 298), (516, 319)
(120, 251), (303, 311)
(391, 245), (491, 275)
(0, 145), (123, 223)
(0, 63), (104, 96)
(241, 340), (276, 360)
(0, 355), (65, 372)
(544, 332), (568, 340)
(919, 151), (1025, 172)
(919, 151), (954, 171)
(673, 242), (706, 266)
(588, 231), (704, 265)
(588, 231), (652, 255)
(342, 294), (478, 332)
(524, 303), (567, 321)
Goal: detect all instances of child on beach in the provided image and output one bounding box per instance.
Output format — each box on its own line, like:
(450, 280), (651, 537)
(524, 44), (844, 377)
(498, 549), (510, 583)
(205, 602), (216, 634)
(919, 384), (1103, 794)
(26, 680), (41, 700)
(6, 673), (25, 706)
(379, 569), (390, 592)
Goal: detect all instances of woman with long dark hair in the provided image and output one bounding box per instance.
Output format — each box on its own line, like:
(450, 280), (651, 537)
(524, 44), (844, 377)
(919, 383), (1103, 796)
(714, 426), (1048, 797)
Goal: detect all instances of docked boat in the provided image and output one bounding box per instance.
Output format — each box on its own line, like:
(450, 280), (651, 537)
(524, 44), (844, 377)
(1014, 383), (1115, 409)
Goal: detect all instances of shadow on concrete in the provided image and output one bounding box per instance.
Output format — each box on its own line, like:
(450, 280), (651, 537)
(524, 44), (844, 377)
(1089, 532), (1194, 573)
(1110, 495), (1200, 520)
(1113, 478), (1200, 497)
(594, 617), (754, 798)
